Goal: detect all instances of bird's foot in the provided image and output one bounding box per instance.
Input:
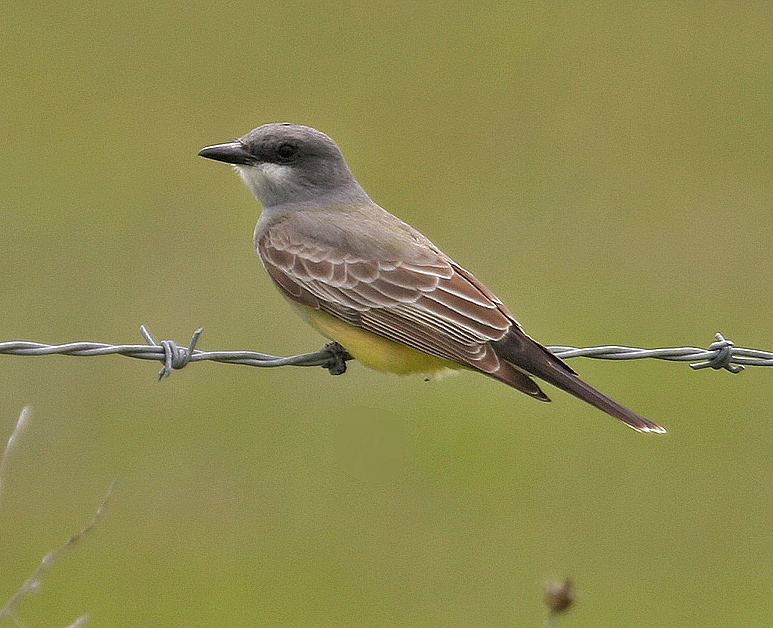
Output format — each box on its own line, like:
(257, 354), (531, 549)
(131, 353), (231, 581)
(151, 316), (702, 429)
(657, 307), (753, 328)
(322, 342), (353, 375)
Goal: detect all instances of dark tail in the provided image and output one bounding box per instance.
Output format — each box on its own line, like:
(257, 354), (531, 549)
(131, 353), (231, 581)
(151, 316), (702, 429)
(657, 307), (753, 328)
(491, 332), (666, 433)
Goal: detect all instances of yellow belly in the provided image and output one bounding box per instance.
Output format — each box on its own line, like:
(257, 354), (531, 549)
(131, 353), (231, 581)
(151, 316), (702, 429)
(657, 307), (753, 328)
(293, 305), (463, 377)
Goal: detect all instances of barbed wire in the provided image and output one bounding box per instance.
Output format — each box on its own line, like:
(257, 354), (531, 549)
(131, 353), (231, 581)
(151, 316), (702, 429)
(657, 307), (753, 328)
(0, 327), (769, 379)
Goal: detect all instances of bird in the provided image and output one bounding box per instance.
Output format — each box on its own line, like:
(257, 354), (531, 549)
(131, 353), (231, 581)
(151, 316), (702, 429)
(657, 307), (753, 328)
(199, 123), (665, 433)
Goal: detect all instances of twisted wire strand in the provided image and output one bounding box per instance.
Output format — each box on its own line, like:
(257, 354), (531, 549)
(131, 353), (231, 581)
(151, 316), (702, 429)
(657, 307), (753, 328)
(0, 328), (768, 378)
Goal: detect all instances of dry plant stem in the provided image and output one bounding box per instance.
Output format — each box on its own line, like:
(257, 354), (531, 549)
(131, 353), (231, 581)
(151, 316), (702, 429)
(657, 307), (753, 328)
(0, 481), (114, 624)
(0, 409), (115, 627)
(0, 407), (31, 514)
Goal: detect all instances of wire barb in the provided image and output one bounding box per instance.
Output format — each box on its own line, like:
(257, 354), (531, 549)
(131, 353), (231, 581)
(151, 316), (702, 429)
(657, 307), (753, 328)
(141, 326), (204, 379)
(0, 330), (770, 379)
(688, 333), (745, 373)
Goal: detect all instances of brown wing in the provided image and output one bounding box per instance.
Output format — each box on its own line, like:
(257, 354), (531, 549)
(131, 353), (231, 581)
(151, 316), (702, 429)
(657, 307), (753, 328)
(258, 218), (551, 397)
(257, 217), (666, 432)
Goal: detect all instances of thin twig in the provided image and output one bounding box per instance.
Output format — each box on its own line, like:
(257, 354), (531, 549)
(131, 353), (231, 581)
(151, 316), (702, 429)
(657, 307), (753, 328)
(0, 480), (115, 626)
(0, 407), (31, 514)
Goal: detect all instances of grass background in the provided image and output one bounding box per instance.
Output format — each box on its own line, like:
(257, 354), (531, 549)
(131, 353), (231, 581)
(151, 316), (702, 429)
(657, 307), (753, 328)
(1, 2), (772, 626)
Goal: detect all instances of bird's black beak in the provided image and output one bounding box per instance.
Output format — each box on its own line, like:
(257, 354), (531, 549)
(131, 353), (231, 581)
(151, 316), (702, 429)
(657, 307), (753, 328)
(198, 141), (254, 165)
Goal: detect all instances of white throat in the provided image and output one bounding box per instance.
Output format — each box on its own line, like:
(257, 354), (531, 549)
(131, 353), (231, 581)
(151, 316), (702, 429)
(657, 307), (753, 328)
(235, 163), (298, 206)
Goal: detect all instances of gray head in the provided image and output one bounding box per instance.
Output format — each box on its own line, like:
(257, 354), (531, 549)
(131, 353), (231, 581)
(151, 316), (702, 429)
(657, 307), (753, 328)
(199, 123), (369, 209)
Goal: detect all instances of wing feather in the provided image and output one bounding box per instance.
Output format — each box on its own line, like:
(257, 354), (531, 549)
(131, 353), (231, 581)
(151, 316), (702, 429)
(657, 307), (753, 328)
(300, 258), (335, 281)
(258, 219), (514, 369)
(256, 215), (664, 432)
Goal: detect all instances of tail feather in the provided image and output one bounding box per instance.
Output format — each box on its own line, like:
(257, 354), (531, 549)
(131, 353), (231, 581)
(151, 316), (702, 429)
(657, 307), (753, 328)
(493, 360), (552, 402)
(491, 333), (666, 433)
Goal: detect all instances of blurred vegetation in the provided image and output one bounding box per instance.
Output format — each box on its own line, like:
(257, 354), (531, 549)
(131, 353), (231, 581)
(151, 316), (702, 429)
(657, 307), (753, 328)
(1, 1), (772, 626)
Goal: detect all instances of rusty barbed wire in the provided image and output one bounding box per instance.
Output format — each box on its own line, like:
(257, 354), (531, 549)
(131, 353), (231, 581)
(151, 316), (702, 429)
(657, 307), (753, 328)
(0, 328), (769, 379)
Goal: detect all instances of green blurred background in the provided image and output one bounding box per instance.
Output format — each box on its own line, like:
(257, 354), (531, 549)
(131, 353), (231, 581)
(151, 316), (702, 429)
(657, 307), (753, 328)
(1, 1), (772, 626)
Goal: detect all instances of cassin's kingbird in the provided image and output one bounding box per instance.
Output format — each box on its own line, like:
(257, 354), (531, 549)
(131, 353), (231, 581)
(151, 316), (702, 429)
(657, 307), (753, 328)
(199, 123), (665, 433)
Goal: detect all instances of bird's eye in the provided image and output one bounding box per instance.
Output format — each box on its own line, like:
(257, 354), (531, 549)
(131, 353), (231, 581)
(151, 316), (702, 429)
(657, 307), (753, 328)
(276, 143), (298, 161)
